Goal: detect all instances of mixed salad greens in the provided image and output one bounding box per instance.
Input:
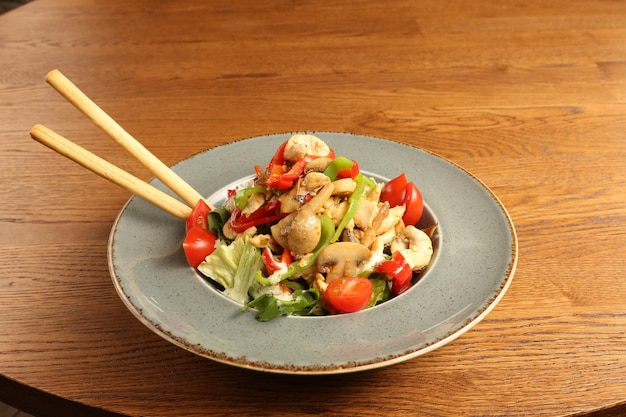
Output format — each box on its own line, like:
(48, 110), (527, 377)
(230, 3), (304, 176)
(182, 134), (435, 321)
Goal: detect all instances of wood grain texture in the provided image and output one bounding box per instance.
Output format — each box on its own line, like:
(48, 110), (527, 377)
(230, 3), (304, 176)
(1, 0), (625, 416)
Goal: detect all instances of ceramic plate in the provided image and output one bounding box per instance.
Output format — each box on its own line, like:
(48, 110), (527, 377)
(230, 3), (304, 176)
(108, 132), (517, 374)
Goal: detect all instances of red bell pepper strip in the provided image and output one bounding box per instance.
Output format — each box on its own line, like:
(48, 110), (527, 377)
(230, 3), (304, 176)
(337, 159), (359, 179)
(375, 251), (413, 295)
(323, 156), (354, 180)
(259, 141), (286, 179)
(260, 140), (325, 190)
(269, 140), (287, 166)
(229, 200), (288, 232)
(262, 247), (293, 275)
(265, 157), (310, 190)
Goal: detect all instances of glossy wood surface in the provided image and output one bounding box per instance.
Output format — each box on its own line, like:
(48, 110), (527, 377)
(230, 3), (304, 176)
(1, 0), (625, 416)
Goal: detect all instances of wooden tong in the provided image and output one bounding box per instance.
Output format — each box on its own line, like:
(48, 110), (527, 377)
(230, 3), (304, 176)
(30, 70), (212, 220)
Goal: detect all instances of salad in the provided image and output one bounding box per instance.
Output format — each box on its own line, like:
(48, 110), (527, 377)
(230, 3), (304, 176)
(182, 134), (435, 321)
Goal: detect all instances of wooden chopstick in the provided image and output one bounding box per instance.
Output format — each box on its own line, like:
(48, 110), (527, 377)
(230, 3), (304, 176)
(30, 124), (192, 221)
(45, 69), (210, 209)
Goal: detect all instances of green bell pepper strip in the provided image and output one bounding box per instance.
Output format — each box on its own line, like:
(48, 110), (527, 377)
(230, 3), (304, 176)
(323, 156), (354, 181)
(324, 157), (375, 197)
(361, 174), (377, 190)
(329, 173), (366, 243)
(233, 187), (266, 210)
(255, 214), (335, 285)
(313, 214), (335, 252)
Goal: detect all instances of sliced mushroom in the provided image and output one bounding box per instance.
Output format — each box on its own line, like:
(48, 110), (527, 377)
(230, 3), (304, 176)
(390, 225), (433, 271)
(287, 207), (322, 255)
(316, 242), (372, 282)
(301, 171), (331, 192)
(270, 184), (333, 254)
(331, 178), (357, 196)
(305, 156), (333, 173)
(270, 212), (295, 249)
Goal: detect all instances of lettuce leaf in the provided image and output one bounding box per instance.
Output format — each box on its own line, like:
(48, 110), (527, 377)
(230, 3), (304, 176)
(197, 237), (262, 305)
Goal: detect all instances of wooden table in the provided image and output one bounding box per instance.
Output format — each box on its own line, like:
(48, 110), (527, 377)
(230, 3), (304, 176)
(1, 0), (625, 416)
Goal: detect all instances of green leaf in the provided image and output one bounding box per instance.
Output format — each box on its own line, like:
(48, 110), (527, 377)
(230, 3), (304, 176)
(207, 206), (230, 240)
(243, 287), (320, 321)
(367, 278), (391, 308)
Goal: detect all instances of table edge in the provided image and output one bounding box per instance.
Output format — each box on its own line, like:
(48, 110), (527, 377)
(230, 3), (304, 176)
(0, 375), (127, 417)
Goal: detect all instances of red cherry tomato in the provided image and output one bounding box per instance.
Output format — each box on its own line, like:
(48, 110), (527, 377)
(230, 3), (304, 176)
(380, 173), (407, 207)
(324, 277), (373, 314)
(183, 227), (217, 268)
(380, 173), (424, 226)
(185, 199), (211, 232)
(401, 182), (424, 226)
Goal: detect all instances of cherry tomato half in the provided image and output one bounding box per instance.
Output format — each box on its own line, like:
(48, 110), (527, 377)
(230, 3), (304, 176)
(380, 173), (407, 207)
(185, 199), (212, 233)
(183, 227), (217, 268)
(380, 173), (424, 226)
(401, 182), (424, 226)
(324, 277), (373, 314)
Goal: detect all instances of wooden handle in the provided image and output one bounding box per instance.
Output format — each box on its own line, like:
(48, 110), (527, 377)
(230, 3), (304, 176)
(45, 69), (209, 209)
(30, 124), (192, 220)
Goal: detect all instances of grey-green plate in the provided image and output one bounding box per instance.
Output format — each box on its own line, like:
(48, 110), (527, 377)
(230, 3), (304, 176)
(108, 132), (517, 374)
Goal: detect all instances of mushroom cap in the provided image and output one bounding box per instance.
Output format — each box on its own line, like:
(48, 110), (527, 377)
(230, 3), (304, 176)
(316, 242), (372, 282)
(288, 208), (322, 255)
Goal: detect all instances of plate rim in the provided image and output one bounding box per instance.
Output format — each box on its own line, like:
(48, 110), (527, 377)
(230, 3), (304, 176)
(108, 131), (518, 374)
